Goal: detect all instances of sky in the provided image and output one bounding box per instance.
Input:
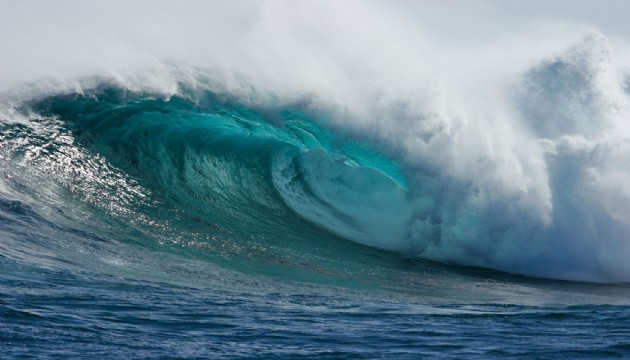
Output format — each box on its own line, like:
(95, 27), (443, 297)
(1, 0), (629, 91)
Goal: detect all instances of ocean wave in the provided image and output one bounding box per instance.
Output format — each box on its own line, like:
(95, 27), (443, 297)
(1, 30), (630, 283)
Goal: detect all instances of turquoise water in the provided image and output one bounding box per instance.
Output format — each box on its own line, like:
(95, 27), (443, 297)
(2, 82), (630, 358)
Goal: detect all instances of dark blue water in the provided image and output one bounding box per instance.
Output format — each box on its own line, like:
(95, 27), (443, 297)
(2, 82), (630, 358)
(3, 256), (630, 359)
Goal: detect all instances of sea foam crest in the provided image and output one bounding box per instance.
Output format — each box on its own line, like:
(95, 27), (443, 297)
(286, 33), (630, 282)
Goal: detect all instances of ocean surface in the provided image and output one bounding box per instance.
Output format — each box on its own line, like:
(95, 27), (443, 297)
(3, 2), (630, 358)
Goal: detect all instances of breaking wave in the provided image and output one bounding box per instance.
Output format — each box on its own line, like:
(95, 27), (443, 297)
(1, 3), (630, 283)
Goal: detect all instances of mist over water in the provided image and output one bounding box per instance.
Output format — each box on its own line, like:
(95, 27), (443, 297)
(2, 0), (630, 283)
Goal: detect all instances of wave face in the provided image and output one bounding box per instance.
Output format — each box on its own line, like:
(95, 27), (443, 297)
(33, 84), (411, 248)
(1, 81), (419, 288)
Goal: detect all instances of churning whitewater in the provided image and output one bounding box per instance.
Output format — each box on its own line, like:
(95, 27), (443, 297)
(2, 27), (630, 283)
